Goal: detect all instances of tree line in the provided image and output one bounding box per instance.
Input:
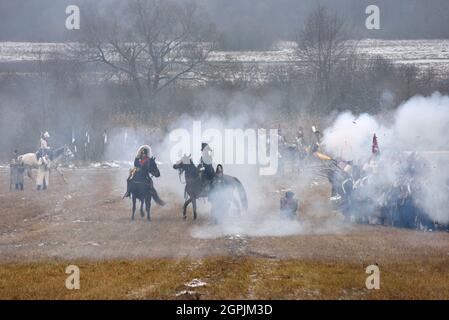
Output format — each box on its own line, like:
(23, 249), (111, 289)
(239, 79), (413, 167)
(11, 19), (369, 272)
(1, 1), (448, 161)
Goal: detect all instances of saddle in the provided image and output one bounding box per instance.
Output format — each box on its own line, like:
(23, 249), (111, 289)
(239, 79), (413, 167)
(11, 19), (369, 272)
(128, 167), (138, 180)
(36, 148), (52, 160)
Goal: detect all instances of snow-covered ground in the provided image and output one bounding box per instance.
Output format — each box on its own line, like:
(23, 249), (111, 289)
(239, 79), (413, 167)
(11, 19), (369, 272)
(1, 39), (448, 80)
(1, 39), (449, 63)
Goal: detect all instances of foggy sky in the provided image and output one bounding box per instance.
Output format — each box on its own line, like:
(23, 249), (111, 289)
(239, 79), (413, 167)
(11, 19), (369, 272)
(1, 0), (449, 44)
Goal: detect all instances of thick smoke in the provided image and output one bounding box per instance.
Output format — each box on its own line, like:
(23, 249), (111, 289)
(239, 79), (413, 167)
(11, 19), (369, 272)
(99, 94), (342, 238)
(322, 92), (449, 223)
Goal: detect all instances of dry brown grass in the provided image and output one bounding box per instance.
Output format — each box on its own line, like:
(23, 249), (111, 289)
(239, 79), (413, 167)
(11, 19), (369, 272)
(1, 257), (448, 300)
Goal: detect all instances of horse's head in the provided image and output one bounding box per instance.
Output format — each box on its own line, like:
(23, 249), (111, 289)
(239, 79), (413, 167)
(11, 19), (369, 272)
(64, 145), (74, 158)
(51, 145), (74, 161)
(148, 156), (160, 178)
(173, 154), (198, 179)
(173, 154), (193, 170)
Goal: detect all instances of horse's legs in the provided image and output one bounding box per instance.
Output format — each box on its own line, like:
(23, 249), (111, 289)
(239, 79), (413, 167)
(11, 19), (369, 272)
(182, 198), (192, 219)
(146, 195), (152, 221)
(131, 195), (137, 220)
(192, 198), (197, 220)
(140, 199), (145, 218)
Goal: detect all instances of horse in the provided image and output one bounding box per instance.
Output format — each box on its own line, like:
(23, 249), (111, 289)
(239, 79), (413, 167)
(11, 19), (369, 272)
(173, 155), (248, 221)
(128, 156), (165, 221)
(17, 145), (74, 179)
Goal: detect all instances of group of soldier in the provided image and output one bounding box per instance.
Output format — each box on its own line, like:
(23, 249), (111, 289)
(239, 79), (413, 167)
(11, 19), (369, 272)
(10, 127), (444, 230)
(9, 131), (52, 191)
(326, 135), (448, 231)
(276, 125), (324, 155)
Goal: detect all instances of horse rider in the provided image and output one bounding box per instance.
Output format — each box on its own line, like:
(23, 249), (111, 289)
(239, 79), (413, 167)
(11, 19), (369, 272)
(310, 125), (323, 153)
(124, 145), (152, 198)
(36, 154), (50, 190)
(199, 143), (215, 186)
(37, 131), (51, 159)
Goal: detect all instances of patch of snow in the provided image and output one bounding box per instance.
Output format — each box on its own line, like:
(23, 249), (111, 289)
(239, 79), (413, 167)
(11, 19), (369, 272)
(175, 290), (197, 297)
(185, 279), (207, 288)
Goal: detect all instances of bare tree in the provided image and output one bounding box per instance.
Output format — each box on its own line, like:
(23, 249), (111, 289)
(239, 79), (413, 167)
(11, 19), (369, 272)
(294, 6), (352, 101)
(82, 0), (216, 114)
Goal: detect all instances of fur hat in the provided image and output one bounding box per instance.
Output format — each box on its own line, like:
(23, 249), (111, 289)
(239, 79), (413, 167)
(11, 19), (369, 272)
(136, 145), (152, 157)
(201, 143), (210, 152)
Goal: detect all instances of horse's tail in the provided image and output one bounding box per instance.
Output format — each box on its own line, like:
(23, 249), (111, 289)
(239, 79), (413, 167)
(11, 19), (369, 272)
(233, 177), (248, 211)
(150, 187), (166, 206)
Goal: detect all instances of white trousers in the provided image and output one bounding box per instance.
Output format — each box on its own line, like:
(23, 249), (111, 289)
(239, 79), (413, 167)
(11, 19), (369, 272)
(36, 168), (50, 187)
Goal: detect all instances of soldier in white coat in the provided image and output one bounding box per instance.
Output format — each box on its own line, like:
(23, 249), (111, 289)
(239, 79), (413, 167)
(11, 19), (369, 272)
(38, 131), (51, 159)
(36, 154), (50, 190)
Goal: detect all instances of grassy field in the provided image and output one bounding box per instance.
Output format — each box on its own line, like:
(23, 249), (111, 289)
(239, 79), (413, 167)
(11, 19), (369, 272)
(1, 257), (448, 300)
(1, 169), (448, 300)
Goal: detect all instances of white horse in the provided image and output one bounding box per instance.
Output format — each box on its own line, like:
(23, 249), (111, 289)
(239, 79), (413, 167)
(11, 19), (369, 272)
(17, 145), (74, 179)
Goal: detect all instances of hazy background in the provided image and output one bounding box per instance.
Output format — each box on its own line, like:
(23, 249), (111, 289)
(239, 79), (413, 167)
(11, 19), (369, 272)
(1, 0), (449, 162)
(1, 0), (449, 47)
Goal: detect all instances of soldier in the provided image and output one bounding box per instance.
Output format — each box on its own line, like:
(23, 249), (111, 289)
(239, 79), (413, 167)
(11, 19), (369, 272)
(310, 125), (323, 153)
(277, 125), (287, 147)
(295, 126), (307, 159)
(199, 143), (215, 185)
(280, 191), (299, 219)
(36, 154), (50, 190)
(10, 150), (24, 191)
(280, 191), (299, 220)
(295, 126), (305, 146)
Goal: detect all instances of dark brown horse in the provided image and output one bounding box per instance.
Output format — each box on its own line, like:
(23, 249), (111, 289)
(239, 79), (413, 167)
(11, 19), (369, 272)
(173, 155), (248, 221)
(128, 157), (165, 221)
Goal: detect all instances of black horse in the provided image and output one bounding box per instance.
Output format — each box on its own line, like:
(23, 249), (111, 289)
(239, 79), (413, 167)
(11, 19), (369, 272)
(128, 157), (165, 221)
(173, 155), (248, 221)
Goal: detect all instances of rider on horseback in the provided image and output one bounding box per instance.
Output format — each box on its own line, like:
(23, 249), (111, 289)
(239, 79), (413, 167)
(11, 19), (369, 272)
(124, 145), (152, 198)
(37, 131), (51, 160)
(199, 143), (215, 188)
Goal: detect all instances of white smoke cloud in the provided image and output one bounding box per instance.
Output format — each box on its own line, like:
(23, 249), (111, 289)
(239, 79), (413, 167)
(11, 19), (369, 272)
(322, 92), (449, 223)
